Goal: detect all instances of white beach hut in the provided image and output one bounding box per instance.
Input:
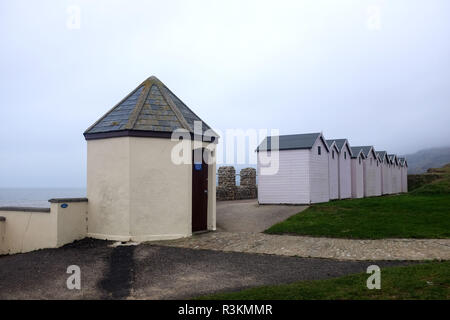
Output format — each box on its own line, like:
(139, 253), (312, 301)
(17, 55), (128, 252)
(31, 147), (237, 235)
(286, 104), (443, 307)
(326, 140), (340, 200)
(376, 151), (391, 195)
(354, 146), (382, 197)
(327, 139), (353, 199)
(399, 157), (408, 193)
(350, 147), (366, 199)
(257, 133), (330, 204)
(389, 154), (401, 194)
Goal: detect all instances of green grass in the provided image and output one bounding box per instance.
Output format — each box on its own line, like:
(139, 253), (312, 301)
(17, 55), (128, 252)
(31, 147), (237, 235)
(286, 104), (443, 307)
(265, 194), (450, 239)
(408, 173), (442, 191)
(411, 177), (450, 196)
(198, 261), (450, 300)
(265, 164), (450, 239)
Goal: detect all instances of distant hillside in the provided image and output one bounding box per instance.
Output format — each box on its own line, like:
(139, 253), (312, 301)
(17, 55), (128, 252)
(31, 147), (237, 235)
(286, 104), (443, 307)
(409, 163), (450, 194)
(403, 147), (450, 174)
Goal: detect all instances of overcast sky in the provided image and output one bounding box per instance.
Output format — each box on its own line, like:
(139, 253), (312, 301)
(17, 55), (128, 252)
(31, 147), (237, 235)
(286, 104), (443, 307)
(1, 0), (449, 187)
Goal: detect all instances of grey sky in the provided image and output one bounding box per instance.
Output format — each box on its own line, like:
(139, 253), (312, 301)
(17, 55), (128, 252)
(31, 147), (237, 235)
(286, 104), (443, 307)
(0, 0), (449, 187)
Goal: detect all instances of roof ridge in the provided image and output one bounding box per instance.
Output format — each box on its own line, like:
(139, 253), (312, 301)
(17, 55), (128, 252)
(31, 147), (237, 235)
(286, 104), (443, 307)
(162, 83), (217, 135)
(268, 132), (321, 138)
(125, 82), (152, 130)
(124, 76), (192, 132)
(155, 81), (192, 132)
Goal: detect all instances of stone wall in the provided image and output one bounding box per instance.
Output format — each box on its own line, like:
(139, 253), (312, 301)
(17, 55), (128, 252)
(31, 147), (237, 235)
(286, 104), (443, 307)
(216, 167), (257, 201)
(217, 166), (236, 200)
(237, 168), (257, 199)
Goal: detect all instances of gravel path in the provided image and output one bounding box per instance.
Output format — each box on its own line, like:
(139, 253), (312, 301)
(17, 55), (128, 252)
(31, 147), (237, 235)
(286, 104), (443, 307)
(216, 199), (307, 232)
(155, 232), (450, 261)
(0, 239), (413, 300)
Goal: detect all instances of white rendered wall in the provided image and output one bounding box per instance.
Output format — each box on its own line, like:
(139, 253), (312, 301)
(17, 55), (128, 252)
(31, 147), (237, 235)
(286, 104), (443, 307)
(87, 137), (216, 242)
(87, 137), (131, 240)
(0, 200), (87, 255)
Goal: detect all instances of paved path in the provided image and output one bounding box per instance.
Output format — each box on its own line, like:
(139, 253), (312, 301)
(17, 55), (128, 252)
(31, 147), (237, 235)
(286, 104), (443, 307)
(216, 199), (307, 232)
(156, 232), (450, 261)
(0, 239), (412, 300)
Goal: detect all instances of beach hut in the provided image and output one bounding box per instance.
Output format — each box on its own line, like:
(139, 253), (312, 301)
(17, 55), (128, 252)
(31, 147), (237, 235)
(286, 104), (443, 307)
(326, 140), (340, 200)
(399, 157), (408, 193)
(257, 133), (330, 204)
(376, 151), (391, 195)
(354, 146), (382, 197)
(389, 154), (401, 194)
(83, 76), (218, 241)
(327, 139), (353, 199)
(350, 147), (366, 198)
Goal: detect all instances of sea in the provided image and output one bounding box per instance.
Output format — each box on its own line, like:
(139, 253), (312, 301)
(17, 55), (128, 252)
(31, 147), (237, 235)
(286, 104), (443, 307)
(0, 165), (257, 208)
(0, 188), (86, 208)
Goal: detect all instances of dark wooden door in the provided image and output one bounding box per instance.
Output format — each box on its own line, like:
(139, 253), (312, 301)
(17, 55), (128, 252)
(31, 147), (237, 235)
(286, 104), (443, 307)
(192, 150), (208, 232)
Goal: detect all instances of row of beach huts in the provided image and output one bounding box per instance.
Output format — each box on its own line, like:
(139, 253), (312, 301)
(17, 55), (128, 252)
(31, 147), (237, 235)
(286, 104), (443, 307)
(256, 132), (408, 204)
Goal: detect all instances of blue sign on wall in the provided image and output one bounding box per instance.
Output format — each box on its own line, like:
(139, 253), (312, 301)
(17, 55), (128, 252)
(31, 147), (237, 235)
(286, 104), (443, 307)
(61, 203), (68, 208)
(194, 163), (202, 171)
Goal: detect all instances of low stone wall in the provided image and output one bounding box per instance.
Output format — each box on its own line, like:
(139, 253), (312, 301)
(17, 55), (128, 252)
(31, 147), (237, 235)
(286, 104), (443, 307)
(217, 166), (236, 200)
(217, 167), (257, 201)
(238, 167), (257, 199)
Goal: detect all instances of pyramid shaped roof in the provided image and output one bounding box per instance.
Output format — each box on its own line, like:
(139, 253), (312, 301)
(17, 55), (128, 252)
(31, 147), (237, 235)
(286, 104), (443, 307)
(84, 76), (216, 141)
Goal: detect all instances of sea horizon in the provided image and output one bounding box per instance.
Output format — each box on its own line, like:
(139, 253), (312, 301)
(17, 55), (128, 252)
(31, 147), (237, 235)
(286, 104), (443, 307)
(0, 187), (87, 208)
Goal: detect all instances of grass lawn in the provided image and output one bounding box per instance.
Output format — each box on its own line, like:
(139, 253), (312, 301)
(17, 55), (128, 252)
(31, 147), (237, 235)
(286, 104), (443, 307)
(265, 194), (450, 239)
(265, 163), (450, 239)
(198, 261), (450, 300)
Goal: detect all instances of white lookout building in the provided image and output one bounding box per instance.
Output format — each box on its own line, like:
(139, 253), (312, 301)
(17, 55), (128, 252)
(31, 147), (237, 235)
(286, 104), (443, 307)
(84, 76), (218, 241)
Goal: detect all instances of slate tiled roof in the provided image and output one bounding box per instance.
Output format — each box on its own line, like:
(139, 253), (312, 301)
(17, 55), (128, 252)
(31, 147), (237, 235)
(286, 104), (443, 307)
(350, 147), (365, 159)
(84, 76), (215, 138)
(398, 157), (408, 166)
(376, 151), (387, 158)
(353, 146), (374, 158)
(87, 86), (144, 133)
(388, 154), (398, 164)
(376, 151), (388, 162)
(326, 140), (336, 149)
(333, 139), (348, 151)
(257, 133), (322, 152)
(326, 139), (353, 157)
